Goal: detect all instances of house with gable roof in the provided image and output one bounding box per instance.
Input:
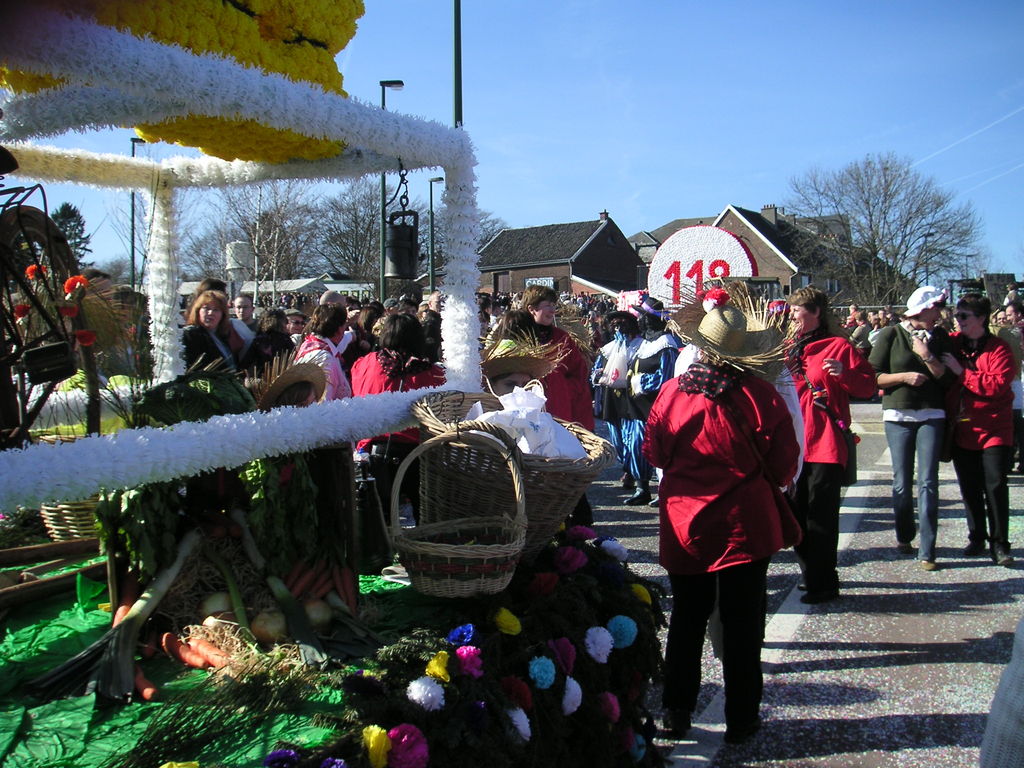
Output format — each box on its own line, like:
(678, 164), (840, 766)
(629, 204), (852, 298)
(477, 211), (644, 296)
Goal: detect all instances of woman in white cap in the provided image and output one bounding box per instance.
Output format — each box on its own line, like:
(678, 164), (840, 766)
(869, 285), (956, 570)
(644, 289), (800, 744)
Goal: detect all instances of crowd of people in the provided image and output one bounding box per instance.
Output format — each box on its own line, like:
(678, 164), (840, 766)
(174, 275), (1023, 744)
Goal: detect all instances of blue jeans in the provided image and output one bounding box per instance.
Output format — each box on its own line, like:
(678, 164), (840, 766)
(884, 418), (944, 561)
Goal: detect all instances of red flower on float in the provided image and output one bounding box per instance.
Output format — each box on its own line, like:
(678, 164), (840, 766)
(25, 264), (47, 280)
(14, 303), (31, 319)
(63, 275), (89, 294)
(59, 305), (79, 318)
(74, 329), (97, 347)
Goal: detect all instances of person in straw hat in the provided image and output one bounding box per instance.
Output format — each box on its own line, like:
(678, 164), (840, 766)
(643, 288), (800, 744)
(786, 286), (876, 603)
(254, 361), (326, 411)
(480, 335), (561, 396)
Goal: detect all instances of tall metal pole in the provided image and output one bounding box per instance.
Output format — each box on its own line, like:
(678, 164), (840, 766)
(129, 137), (145, 290)
(428, 177), (444, 292)
(453, 0), (463, 127)
(378, 80), (404, 299)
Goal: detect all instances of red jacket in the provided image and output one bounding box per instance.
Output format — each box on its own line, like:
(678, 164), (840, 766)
(350, 353), (446, 450)
(643, 374), (800, 575)
(790, 334), (876, 466)
(947, 333), (1014, 450)
(539, 326), (595, 430)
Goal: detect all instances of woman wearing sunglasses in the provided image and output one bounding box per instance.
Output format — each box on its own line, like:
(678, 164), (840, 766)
(943, 293), (1015, 566)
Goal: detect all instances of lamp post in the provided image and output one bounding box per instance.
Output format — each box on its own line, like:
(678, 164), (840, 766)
(920, 231), (935, 284)
(129, 137), (145, 291)
(428, 177), (444, 292)
(453, 0), (463, 128)
(379, 79), (404, 299)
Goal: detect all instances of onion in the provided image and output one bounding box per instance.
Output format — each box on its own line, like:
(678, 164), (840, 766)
(198, 591), (232, 618)
(250, 610), (288, 644)
(303, 599), (332, 631)
(202, 612), (236, 628)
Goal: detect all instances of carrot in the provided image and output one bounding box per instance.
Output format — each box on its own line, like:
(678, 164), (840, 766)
(283, 559), (308, 591)
(339, 565), (359, 614)
(160, 632), (210, 669)
(112, 570), (140, 626)
(140, 630), (159, 659)
(133, 664), (158, 701)
(187, 637), (231, 669)
(290, 560), (322, 598)
(112, 604), (131, 627)
(310, 569), (334, 600)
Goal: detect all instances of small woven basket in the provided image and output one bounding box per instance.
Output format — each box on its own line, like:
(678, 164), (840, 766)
(412, 391), (616, 561)
(389, 425), (527, 598)
(36, 434), (99, 541)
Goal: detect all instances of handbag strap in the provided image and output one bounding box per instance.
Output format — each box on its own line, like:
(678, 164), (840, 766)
(797, 369), (852, 434)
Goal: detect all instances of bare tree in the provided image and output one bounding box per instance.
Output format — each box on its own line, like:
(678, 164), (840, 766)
(315, 177), (382, 283)
(786, 153), (982, 304)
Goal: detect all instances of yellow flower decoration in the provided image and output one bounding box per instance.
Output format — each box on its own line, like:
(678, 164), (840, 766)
(362, 724), (392, 768)
(3, 0), (364, 163)
(494, 607), (522, 636)
(630, 583), (652, 605)
(158, 763), (200, 768)
(426, 650), (450, 682)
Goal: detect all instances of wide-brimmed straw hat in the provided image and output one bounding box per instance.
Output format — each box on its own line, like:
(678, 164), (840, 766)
(252, 359), (326, 410)
(672, 285), (785, 378)
(481, 336), (563, 381)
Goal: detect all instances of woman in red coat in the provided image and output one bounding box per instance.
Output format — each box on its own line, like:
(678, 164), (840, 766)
(943, 293), (1015, 566)
(644, 293), (800, 744)
(786, 286), (877, 604)
(351, 313), (445, 521)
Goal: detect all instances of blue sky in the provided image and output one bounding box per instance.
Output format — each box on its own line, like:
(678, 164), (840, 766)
(25, 0), (1024, 277)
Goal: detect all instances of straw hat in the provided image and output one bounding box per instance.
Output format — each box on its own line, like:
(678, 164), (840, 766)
(481, 336), (563, 381)
(251, 357), (326, 410)
(672, 286), (784, 377)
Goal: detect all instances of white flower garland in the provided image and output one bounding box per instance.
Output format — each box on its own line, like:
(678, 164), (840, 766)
(0, 387), (446, 511)
(0, 7), (486, 506)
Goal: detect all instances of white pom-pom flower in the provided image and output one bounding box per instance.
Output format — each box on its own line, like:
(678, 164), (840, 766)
(562, 676), (582, 715)
(407, 675), (445, 711)
(506, 707), (531, 742)
(584, 626), (614, 663)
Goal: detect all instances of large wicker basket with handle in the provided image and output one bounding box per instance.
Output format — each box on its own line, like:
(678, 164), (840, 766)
(411, 391), (616, 561)
(389, 424), (527, 598)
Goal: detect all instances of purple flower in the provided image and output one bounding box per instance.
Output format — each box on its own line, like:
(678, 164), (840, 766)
(565, 525), (596, 541)
(553, 546), (588, 575)
(387, 723), (429, 768)
(466, 700), (489, 733)
(263, 749), (301, 768)
(546, 637), (576, 675)
(595, 562), (625, 588)
(320, 759), (349, 768)
(456, 645), (484, 678)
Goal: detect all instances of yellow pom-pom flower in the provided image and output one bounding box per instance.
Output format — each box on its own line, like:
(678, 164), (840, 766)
(426, 650), (450, 682)
(631, 583), (652, 605)
(362, 725), (392, 768)
(495, 607), (522, 636)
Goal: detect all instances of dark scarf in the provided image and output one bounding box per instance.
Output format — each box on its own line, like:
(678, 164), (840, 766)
(679, 362), (743, 399)
(959, 331), (991, 370)
(376, 349), (433, 380)
(785, 326), (828, 377)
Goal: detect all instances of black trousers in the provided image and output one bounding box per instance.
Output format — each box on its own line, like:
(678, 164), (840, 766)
(793, 462), (844, 593)
(952, 444), (1012, 550)
(663, 558), (770, 729)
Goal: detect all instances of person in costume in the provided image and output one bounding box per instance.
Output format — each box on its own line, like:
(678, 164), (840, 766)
(786, 286), (876, 604)
(869, 285), (956, 570)
(643, 290), (800, 744)
(620, 296), (679, 506)
(591, 311), (642, 497)
(294, 304), (353, 401)
(943, 293), (1015, 566)
(481, 335), (559, 396)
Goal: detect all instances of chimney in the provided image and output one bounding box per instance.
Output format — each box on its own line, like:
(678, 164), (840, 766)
(761, 204), (778, 226)
(599, 209), (609, 221)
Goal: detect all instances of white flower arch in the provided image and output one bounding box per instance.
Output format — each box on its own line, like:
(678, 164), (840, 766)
(0, 8), (483, 510)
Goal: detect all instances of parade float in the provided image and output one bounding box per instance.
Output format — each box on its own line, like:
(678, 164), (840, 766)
(0, 3), (665, 766)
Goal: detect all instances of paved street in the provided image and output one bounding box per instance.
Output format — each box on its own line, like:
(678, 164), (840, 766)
(589, 403), (1024, 767)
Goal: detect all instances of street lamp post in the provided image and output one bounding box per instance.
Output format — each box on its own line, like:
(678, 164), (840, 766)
(920, 231), (935, 285)
(129, 137), (145, 291)
(428, 177), (444, 292)
(379, 79), (404, 299)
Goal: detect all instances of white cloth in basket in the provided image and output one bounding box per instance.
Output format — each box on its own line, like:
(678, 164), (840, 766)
(465, 387), (587, 460)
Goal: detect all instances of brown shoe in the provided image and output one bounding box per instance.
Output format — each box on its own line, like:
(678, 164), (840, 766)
(920, 560), (939, 571)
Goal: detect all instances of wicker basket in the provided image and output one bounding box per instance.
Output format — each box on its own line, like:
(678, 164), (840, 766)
(35, 434), (100, 541)
(389, 426), (527, 598)
(411, 391), (616, 561)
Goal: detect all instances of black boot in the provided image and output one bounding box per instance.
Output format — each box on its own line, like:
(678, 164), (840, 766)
(625, 481), (651, 506)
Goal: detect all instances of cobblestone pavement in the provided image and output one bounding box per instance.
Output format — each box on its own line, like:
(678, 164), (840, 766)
(588, 404), (1024, 767)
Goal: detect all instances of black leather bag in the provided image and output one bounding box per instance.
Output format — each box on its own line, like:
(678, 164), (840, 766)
(841, 428), (858, 487)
